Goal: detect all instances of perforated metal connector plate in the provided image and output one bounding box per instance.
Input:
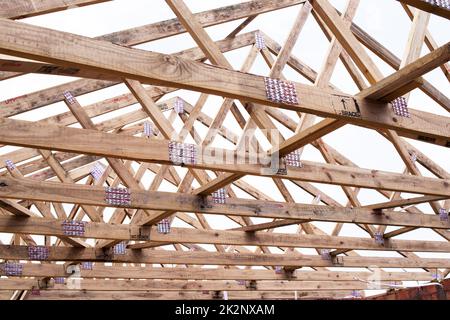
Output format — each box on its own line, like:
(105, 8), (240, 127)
(274, 266), (283, 274)
(113, 242), (127, 255)
(168, 142), (197, 166)
(321, 249), (332, 261)
(61, 220), (86, 236)
(374, 231), (385, 245)
(391, 97), (410, 118)
(28, 246), (49, 260)
(432, 273), (443, 281)
(264, 77), (299, 105)
(157, 218), (171, 234)
(143, 121), (153, 137)
(425, 0), (450, 9)
(90, 162), (105, 181)
(81, 261), (93, 270)
(105, 187), (131, 206)
(351, 290), (362, 298)
(285, 150), (303, 168)
(439, 208), (449, 222)
(2, 262), (23, 276)
(255, 32), (265, 50)
(174, 98), (184, 114)
(54, 277), (65, 284)
(5, 159), (15, 171)
(212, 188), (226, 204)
(63, 90), (76, 104)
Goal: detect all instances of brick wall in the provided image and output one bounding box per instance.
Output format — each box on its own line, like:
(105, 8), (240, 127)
(366, 278), (450, 300)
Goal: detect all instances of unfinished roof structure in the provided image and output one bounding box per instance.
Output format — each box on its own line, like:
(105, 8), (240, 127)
(0, 0), (449, 300)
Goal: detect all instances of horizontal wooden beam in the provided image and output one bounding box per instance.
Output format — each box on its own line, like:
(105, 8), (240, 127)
(1, 176), (449, 228)
(2, 245), (450, 268)
(0, 120), (449, 196)
(24, 289), (351, 300)
(0, 18), (448, 146)
(0, 31), (254, 118)
(0, 278), (392, 291)
(1, 215), (450, 252)
(1, 176), (450, 229)
(0, 263), (435, 281)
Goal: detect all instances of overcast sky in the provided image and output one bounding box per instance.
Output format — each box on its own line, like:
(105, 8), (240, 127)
(0, 0), (449, 296)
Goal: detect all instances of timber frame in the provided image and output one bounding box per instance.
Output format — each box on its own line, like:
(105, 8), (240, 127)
(0, 0), (449, 300)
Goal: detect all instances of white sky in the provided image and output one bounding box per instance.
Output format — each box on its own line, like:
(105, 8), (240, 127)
(0, 0), (449, 297)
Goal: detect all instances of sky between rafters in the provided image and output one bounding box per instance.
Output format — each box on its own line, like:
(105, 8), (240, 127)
(0, 0), (449, 293)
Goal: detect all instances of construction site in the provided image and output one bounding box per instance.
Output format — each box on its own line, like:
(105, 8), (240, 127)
(0, 0), (449, 300)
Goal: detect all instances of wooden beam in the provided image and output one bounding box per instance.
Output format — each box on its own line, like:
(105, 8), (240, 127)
(1, 122), (449, 196)
(24, 290), (351, 300)
(0, 176), (449, 229)
(362, 195), (448, 210)
(0, 263), (434, 281)
(0, 58), (120, 81)
(396, 0), (450, 20)
(2, 245), (450, 268)
(0, 199), (35, 217)
(0, 18), (448, 146)
(310, 0), (384, 83)
(1, 215), (450, 253)
(0, 31), (255, 118)
(0, 278), (402, 292)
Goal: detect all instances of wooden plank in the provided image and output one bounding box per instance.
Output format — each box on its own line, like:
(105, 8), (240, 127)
(24, 290), (350, 300)
(0, 18), (448, 146)
(0, 278), (395, 291)
(0, 123), (449, 196)
(362, 195), (448, 210)
(0, 31), (255, 118)
(0, 199), (35, 217)
(2, 244), (450, 268)
(0, 263), (434, 281)
(1, 215), (450, 252)
(0, 176), (449, 229)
